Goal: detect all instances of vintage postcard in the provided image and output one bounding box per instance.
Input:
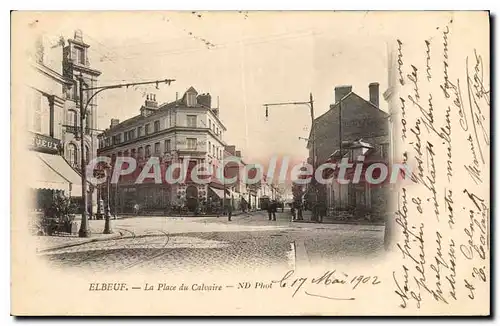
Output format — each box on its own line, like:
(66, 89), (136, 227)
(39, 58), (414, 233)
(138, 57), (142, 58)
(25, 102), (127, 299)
(11, 11), (490, 316)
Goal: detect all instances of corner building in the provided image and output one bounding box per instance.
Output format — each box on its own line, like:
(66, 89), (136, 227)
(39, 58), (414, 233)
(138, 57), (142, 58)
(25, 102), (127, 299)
(97, 87), (228, 214)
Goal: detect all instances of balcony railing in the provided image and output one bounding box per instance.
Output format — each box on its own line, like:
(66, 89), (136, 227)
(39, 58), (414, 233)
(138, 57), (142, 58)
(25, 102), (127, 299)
(65, 125), (92, 136)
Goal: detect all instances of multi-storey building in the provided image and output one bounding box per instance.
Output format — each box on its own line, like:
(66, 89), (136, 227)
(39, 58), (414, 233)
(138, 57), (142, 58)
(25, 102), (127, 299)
(307, 83), (390, 220)
(24, 32), (83, 215)
(61, 30), (102, 214)
(97, 87), (228, 213)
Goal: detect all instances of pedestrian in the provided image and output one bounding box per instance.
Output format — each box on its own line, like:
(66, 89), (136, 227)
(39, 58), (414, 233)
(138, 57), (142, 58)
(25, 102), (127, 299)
(267, 201), (273, 220)
(297, 202), (303, 220)
(133, 203), (139, 217)
(271, 201), (277, 221)
(227, 202), (233, 221)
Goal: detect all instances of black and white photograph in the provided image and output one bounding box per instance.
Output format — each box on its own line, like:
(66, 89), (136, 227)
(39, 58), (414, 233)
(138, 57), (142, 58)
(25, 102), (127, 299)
(10, 10), (490, 316)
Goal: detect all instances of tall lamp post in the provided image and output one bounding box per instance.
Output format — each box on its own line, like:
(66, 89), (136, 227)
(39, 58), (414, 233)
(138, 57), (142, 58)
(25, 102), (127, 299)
(263, 93), (318, 221)
(77, 75), (176, 237)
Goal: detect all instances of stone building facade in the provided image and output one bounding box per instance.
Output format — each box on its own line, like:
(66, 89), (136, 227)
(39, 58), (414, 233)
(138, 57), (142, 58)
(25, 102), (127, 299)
(307, 83), (390, 220)
(97, 87), (228, 214)
(61, 30), (102, 214)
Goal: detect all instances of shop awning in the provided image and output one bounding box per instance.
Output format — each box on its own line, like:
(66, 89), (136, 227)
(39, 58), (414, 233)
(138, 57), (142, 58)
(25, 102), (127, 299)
(32, 156), (70, 193)
(33, 152), (83, 197)
(209, 187), (225, 199)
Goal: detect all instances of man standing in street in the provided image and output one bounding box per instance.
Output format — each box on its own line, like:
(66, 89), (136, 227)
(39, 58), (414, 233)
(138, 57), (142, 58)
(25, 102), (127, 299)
(271, 201), (277, 221)
(227, 202), (233, 221)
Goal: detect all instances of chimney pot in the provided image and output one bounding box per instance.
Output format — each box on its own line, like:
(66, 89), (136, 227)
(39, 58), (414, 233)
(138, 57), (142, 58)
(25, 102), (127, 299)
(369, 82), (379, 107)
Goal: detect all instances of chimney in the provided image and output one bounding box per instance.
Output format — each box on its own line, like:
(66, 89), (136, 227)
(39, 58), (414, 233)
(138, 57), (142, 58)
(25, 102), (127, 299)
(74, 29), (84, 43)
(110, 119), (120, 129)
(369, 82), (379, 107)
(197, 93), (212, 108)
(145, 93), (158, 108)
(225, 145), (236, 155)
(235, 150), (241, 158)
(335, 85), (352, 103)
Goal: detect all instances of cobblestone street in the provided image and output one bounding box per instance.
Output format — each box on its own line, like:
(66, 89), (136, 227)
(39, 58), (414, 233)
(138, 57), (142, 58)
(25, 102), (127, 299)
(39, 210), (386, 274)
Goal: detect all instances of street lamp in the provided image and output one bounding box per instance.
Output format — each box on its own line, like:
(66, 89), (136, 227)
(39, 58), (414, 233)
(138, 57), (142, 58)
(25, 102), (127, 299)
(103, 162), (113, 234)
(263, 93), (319, 221)
(77, 75), (175, 237)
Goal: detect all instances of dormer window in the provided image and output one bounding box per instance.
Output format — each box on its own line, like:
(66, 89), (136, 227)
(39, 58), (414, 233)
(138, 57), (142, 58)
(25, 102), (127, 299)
(187, 92), (197, 107)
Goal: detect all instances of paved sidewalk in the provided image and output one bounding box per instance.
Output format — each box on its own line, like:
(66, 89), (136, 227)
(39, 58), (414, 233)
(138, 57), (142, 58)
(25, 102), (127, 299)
(34, 211), (282, 252)
(291, 210), (385, 226)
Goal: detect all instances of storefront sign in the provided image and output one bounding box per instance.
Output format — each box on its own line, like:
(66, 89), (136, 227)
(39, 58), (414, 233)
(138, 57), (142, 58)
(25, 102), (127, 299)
(30, 132), (61, 154)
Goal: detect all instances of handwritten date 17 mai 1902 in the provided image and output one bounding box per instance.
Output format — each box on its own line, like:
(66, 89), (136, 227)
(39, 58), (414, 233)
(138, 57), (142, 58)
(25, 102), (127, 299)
(271, 269), (381, 300)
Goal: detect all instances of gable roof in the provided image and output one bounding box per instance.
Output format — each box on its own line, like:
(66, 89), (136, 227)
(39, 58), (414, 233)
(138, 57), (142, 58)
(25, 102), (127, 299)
(306, 91), (389, 147)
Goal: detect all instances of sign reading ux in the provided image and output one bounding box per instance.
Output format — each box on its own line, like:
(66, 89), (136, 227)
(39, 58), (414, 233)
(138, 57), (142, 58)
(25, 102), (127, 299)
(30, 132), (61, 154)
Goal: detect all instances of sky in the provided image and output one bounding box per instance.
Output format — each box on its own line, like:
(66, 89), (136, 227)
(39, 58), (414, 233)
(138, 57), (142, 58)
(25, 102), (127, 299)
(29, 11), (391, 165)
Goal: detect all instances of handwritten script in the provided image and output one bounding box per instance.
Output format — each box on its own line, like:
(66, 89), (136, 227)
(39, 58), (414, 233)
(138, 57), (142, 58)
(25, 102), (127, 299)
(391, 16), (489, 312)
(270, 269), (381, 300)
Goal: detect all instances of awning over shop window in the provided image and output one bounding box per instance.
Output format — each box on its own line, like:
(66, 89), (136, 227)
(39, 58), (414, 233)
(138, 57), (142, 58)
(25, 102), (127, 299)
(209, 187), (225, 199)
(32, 152), (84, 197)
(31, 154), (70, 193)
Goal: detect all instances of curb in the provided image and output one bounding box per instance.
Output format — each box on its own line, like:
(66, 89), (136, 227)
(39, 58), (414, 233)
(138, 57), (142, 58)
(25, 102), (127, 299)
(291, 220), (385, 226)
(37, 211), (255, 253)
(36, 233), (121, 253)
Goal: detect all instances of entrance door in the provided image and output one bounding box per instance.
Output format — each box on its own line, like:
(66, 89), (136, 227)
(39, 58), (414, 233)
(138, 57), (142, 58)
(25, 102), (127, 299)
(185, 185), (198, 212)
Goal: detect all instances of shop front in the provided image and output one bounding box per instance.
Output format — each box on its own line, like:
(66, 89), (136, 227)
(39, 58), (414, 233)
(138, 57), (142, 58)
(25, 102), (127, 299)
(28, 132), (83, 220)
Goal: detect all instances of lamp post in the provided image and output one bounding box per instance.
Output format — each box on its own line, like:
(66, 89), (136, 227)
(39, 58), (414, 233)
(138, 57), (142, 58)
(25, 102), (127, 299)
(76, 76), (176, 237)
(103, 162), (112, 234)
(263, 93), (318, 221)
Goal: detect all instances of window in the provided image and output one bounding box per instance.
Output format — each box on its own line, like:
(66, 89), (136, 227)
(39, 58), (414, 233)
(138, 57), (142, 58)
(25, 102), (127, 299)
(128, 129), (135, 140)
(187, 138), (197, 150)
(208, 141), (211, 154)
(216, 127), (219, 136)
(74, 46), (85, 65)
(67, 143), (77, 167)
(168, 112), (173, 127)
(154, 142), (160, 155)
(137, 126), (143, 137)
(124, 150), (129, 157)
(212, 145), (215, 155)
(67, 110), (77, 128)
(145, 123), (151, 135)
(164, 139), (171, 152)
(187, 115), (197, 128)
(131, 149), (136, 158)
(85, 146), (90, 164)
(187, 93), (196, 107)
(117, 151), (122, 157)
(145, 145), (151, 158)
(138, 147), (143, 159)
(154, 120), (160, 132)
(31, 91), (42, 133)
(111, 153), (116, 163)
(124, 131), (129, 142)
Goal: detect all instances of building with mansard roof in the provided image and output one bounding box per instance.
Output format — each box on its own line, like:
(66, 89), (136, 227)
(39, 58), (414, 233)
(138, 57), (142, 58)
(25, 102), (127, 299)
(97, 87), (230, 214)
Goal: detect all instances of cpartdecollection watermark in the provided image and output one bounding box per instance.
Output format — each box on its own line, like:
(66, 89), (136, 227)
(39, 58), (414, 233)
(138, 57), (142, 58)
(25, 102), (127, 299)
(86, 155), (412, 186)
